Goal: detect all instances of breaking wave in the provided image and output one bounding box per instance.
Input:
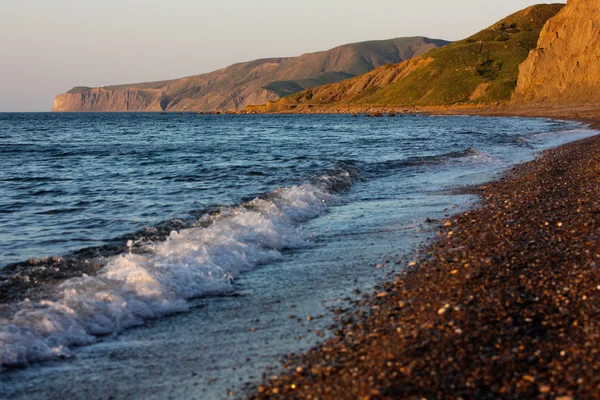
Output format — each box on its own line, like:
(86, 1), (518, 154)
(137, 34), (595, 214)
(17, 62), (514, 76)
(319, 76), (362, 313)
(0, 148), (492, 368)
(0, 168), (356, 367)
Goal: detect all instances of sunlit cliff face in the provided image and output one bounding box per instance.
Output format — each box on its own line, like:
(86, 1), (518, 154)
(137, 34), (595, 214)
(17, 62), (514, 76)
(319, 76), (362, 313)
(514, 0), (600, 103)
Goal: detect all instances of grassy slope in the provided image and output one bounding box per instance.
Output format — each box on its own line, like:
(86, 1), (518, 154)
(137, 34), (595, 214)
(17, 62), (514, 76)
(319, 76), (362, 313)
(270, 4), (563, 109)
(263, 37), (451, 98)
(263, 72), (355, 97)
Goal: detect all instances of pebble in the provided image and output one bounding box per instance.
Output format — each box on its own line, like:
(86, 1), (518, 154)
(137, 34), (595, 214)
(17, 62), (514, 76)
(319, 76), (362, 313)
(437, 304), (451, 315)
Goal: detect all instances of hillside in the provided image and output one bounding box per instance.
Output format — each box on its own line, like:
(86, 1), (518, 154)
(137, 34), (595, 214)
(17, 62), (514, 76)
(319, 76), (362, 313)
(52, 37), (449, 112)
(249, 4), (564, 113)
(514, 0), (600, 103)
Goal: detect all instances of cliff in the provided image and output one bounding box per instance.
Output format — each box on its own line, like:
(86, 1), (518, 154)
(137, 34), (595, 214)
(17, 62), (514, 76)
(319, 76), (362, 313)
(53, 37), (449, 112)
(514, 0), (600, 103)
(247, 4), (564, 113)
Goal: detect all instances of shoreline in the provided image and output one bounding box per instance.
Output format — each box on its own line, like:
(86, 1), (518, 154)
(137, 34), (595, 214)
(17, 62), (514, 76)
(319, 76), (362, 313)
(248, 107), (600, 399)
(242, 103), (600, 129)
(2, 109), (599, 398)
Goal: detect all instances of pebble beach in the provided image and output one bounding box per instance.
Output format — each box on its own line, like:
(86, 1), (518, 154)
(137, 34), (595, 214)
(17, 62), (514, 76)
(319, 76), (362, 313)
(248, 110), (600, 399)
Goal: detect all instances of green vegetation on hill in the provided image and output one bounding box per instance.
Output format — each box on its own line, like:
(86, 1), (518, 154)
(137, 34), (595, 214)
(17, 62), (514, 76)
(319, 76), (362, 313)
(263, 4), (563, 110)
(264, 72), (355, 97)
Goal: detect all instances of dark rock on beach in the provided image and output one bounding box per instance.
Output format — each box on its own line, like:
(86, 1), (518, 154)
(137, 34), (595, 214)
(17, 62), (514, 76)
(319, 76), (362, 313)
(249, 133), (600, 399)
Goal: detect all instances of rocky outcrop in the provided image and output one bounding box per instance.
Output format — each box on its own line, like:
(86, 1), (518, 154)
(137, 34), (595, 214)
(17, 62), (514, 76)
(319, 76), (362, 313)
(514, 0), (600, 103)
(53, 37), (450, 112)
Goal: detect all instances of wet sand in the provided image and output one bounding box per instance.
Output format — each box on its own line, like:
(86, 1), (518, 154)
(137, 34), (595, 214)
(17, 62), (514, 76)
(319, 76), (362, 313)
(248, 107), (600, 399)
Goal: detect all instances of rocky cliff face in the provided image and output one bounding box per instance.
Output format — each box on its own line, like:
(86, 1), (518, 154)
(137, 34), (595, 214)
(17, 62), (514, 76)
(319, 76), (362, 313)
(514, 0), (600, 103)
(53, 88), (164, 112)
(53, 37), (449, 112)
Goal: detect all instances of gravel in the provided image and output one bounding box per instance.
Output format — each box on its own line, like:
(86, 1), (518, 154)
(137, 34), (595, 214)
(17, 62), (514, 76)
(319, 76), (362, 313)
(248, 131), (600, 399)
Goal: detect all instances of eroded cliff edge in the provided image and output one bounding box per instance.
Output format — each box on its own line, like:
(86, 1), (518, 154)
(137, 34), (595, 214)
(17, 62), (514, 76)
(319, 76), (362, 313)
(514, 0), (600, 103)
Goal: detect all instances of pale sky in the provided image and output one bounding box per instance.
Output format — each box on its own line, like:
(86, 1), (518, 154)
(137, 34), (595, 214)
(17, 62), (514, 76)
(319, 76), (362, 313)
(0, 0), (565, 112)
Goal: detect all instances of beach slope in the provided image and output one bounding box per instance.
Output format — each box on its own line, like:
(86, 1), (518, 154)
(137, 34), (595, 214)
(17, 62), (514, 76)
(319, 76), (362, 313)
(250, 124), (600, 400)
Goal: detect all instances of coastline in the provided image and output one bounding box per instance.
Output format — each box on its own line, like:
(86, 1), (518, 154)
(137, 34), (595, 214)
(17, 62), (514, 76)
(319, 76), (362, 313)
(243, 104), (600, 130)
(2, 108), (599, 398)
(247, 107), (600, 399)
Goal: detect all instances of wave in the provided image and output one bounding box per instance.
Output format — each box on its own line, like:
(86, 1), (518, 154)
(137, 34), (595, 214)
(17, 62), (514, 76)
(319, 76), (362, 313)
(0, 168), (356, 368)
(0, 148), (483, 368)
(361, 147), (493, 176)
(401, 147), (492, 166)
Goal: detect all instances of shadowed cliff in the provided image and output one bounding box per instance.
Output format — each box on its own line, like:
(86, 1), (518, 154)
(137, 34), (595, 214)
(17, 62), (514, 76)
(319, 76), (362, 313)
(53, 37), (449, 112)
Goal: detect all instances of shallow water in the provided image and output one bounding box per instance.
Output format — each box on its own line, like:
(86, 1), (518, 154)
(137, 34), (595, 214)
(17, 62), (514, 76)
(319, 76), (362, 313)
(0, 113), (596, 399)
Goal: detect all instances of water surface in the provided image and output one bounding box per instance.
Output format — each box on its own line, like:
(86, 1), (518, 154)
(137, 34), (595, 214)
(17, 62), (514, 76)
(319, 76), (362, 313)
(0, 113), (595, 399)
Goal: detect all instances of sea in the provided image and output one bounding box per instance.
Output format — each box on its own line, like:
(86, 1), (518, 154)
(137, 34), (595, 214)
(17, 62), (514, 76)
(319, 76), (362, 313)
(0, 113), (596, 399)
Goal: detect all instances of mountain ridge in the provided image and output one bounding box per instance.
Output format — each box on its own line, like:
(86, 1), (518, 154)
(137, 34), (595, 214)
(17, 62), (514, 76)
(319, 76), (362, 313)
(52, 37), (450, 112)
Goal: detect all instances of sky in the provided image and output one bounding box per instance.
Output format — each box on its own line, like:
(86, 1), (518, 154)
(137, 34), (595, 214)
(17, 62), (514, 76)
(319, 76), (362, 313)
(0, 0), (565, 112)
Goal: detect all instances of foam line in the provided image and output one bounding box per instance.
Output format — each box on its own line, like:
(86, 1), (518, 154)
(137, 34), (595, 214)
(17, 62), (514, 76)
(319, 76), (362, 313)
(0, 171), (353, 367)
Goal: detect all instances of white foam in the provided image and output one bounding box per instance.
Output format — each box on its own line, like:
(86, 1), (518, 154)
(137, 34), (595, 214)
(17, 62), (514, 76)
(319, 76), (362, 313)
(0, 182), (335, 367)
(460, 150), (495, 164)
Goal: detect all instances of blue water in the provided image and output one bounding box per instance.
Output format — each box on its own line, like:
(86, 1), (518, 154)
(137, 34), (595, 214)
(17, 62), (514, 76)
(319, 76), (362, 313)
(0, 113), (597, 399)
(0, 113), (585, 266)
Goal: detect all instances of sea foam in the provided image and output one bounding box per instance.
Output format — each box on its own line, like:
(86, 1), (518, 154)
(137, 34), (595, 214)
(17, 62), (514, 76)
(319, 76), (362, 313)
(0, 175), (350, 367)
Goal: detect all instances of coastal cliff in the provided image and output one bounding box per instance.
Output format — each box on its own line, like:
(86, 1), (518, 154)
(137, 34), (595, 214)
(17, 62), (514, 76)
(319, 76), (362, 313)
(52, 37), (449, 112)
(514, 0), (600, 103)
(53, 87), (165, 112)
(246, 4), (563, 113)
